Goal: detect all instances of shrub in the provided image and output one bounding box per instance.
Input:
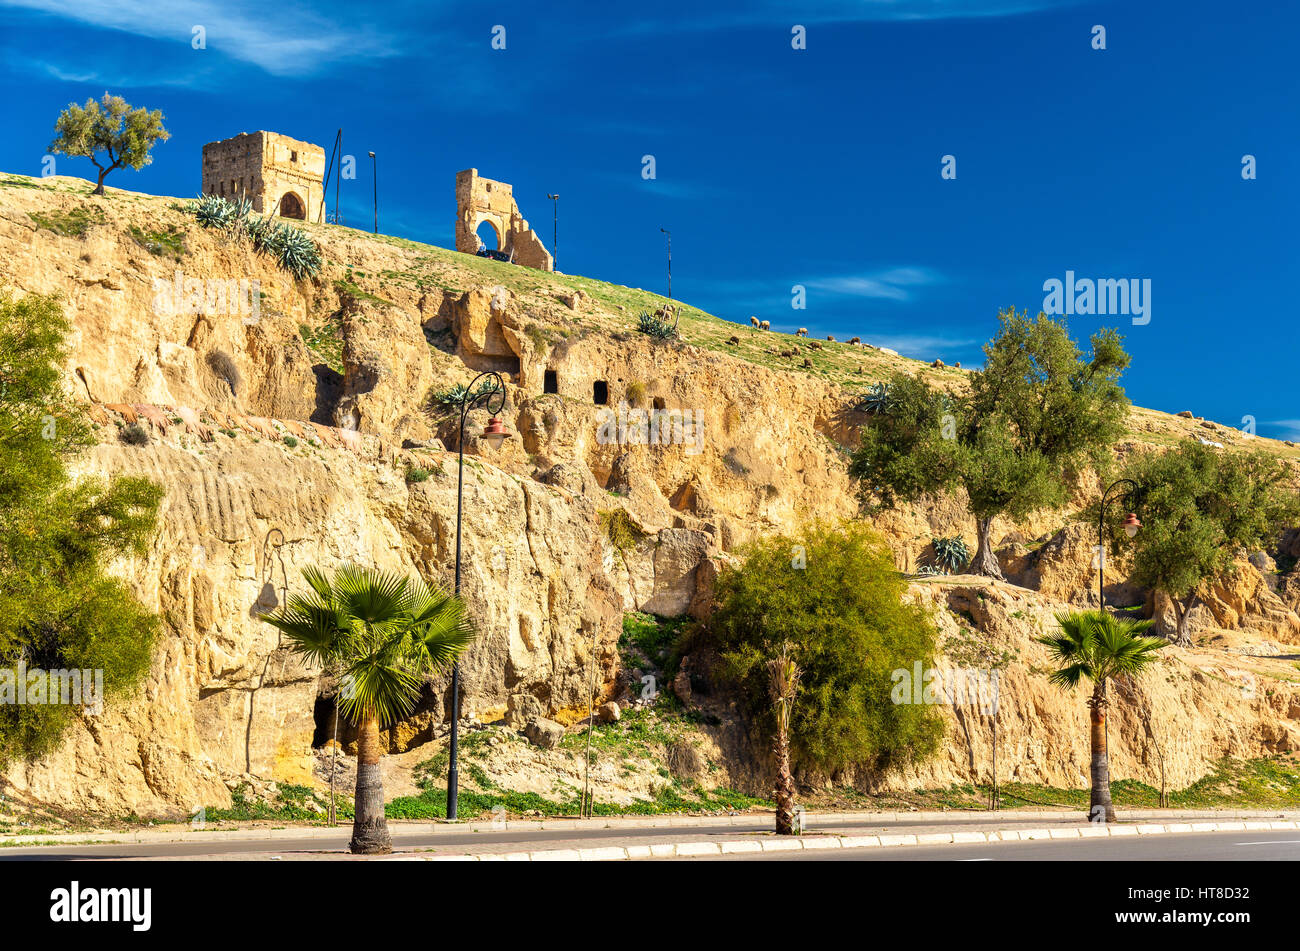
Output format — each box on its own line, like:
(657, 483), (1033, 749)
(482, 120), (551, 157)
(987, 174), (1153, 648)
(118, 422), (150, 446)
(282, 435), (299, 448)
(205, 349), (241, 396)
(625, 381), (646, 407)
(695, 520), (943, 774)
(406, 467), (431, 484)
(0, 291), (163, 764)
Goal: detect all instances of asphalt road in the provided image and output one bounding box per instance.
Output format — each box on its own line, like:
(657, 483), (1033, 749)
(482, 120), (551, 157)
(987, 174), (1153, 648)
(2, 825), (1296, 861)
(664, 830), (1300, 861)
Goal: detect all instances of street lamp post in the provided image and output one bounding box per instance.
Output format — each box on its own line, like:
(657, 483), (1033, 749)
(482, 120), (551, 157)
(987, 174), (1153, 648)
(547, 193), (558, 270)
(1098, 479), (1141, 611)
(368, 152), (377, 235)
(660, 227), (671, 300)
(446, 371), (512, 820)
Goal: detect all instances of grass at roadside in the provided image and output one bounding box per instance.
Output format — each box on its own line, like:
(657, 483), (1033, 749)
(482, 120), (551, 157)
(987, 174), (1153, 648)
(808, 755), (1300, 813)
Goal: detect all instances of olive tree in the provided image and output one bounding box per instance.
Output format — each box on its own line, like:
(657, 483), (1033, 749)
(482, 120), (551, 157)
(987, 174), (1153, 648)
(851, 309), (1131, 578)
(48, 94), (169, 195)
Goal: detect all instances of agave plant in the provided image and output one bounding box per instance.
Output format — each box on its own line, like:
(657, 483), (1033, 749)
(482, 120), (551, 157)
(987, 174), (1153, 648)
(192, 193), (252, 232)
(430, 380), (497, 409)
(636, 311), (675, 340)
(931, 536), (969, 574)
(243, 213), (277, 252)
(858, 381), (892, 413)
(273, 225), (322, 279)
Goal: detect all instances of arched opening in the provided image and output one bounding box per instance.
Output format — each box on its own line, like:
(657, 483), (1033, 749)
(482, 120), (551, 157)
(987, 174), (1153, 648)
(475, 219), (501, 251)
(279, 191), (306, 220)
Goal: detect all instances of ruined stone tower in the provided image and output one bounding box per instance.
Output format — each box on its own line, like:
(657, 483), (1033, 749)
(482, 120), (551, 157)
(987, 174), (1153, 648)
(455, 169), (553, 271)
(201, 132), (326, 221)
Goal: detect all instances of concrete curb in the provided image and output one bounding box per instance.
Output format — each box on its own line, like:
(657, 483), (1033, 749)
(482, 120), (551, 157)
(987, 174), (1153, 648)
(395, 820), (1300, 862)
(5, 808), (1299, 848)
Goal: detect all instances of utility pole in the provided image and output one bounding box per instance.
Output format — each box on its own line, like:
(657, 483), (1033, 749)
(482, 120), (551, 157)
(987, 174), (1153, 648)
(660, 227), (671, 300)
(368, 152), (377, 234)
(547, 193), (558, 271)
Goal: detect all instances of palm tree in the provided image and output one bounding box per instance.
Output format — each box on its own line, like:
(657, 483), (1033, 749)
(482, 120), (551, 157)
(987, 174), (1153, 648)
(262, 565), (475, 854)
(1036, 610), (1165, 823)
(766, 641), (802, 835)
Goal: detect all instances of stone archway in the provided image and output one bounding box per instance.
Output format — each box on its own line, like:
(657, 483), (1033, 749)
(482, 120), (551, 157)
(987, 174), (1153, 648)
(279, 191), (306, 220)
(472, 214), (504, 252)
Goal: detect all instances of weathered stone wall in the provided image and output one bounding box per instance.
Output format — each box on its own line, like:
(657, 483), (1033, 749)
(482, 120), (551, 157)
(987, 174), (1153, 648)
(454, 169), (553, 270)
(201, 131), (325, 221)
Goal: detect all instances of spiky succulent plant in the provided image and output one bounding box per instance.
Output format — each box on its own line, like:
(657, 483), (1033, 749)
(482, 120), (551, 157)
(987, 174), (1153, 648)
(858, 381), (892, 413)
(931, 536), (970, 574)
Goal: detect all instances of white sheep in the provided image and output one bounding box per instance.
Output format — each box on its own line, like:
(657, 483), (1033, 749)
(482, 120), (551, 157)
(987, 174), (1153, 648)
(749, 315), (760, 329)
(796, 328), (807, 337)
(760, 320), (770, 331)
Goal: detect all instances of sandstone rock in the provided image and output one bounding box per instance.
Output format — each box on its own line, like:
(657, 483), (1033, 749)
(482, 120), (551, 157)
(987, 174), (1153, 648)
(598, 701), (621, 723)
(524, 717), (566, 749)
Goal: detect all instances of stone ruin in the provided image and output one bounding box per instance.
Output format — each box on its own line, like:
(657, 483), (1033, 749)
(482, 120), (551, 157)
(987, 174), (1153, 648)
(201, 131), (326, 221)
(455, 168), (553, 271)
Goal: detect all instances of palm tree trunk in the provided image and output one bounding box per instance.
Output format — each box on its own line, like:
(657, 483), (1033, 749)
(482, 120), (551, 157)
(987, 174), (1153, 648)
(1088, 683), (1116, 823)
(972, 517), (1005, 579)
(350, 716), (392, 854)
(773, 722), (796, 835)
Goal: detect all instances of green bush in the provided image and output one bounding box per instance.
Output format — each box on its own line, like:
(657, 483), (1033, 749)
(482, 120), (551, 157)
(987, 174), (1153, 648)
(405, 467), (430, 484)
(282, 435), (299, 448)
(696, 520), (943, 774)
(0, 291), (163, 764)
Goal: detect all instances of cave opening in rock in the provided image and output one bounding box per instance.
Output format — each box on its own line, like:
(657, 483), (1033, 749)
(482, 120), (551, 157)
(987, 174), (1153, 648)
(311, 692), (337, 748)
(652, 396), (666, 410)
(544, 369), (558, 394)
(593, 380), (608, 405)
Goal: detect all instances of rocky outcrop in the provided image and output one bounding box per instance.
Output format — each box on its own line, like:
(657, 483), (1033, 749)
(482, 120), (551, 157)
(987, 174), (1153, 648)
(3, 179), (1300, 816)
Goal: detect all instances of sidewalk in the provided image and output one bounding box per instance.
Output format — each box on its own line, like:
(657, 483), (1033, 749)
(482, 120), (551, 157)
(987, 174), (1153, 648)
(5, 807), (1298, 850)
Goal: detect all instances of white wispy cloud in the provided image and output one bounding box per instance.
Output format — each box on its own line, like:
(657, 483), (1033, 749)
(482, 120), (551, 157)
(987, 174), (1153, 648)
(608, 0), (1085, 37)
(0, 0), (406, 76)
(805, 267), (944, 302)
(1262, 419), (1300, 440)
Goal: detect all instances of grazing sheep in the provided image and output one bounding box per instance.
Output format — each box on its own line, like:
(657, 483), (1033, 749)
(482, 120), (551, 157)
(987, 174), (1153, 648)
(954, 362), (962, 369)
(727, 335), (740, 345)
(826, 334), (836, 342)
(802, 358), (813, 368)
(760, 320), (770, 330)
(809, 341), (823, 350)
(848, 336), (861, 345)
(796, 327), (808, 337)
(749, 315), (760, 329)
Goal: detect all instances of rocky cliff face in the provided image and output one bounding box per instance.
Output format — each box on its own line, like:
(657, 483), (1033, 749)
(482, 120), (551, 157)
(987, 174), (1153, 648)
(2, 177), (1297, 816)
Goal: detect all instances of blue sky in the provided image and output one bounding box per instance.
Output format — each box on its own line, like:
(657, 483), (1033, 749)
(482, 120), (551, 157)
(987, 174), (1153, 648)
(1, 1), (1295, 436)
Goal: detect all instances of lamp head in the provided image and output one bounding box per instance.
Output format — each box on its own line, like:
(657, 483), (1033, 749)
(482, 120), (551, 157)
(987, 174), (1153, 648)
(482, 415), (511, 451)
(1123, 513), (1141, 538)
